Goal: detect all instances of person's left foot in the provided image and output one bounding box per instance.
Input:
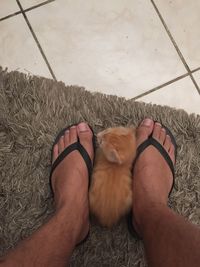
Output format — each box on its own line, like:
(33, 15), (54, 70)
(51, 122), (94, 244)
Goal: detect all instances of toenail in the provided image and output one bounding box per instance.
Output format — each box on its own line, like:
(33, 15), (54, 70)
(141, 118), (153, 126)
(65, 130), (69, 134)
(71, 126), (76, 129)
(161, 128), (166, 132)
(155, 122), (162, 126)
(78, 122), (88, 132)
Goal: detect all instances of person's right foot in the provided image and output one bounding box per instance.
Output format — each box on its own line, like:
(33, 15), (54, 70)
(132, 119), (176, 236)
(51, 122), (94, 244)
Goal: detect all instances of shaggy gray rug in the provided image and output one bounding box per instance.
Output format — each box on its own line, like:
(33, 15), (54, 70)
(0, 67), (200, 266)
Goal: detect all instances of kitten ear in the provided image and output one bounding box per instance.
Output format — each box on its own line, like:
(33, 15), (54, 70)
(106, 149), (122, 164)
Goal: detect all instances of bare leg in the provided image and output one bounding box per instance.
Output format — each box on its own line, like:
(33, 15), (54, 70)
(0, 122), (94, 267)
(133, 119), (200, 267)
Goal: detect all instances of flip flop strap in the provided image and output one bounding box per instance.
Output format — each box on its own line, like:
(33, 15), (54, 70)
(78, 143), (93, 185)
(50, 142), (93, 185)
(135, 137), (175, 178)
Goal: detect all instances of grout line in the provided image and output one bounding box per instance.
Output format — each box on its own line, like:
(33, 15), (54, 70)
(0, 11), (22, 22)
(133, 65), (200, 100)
(151, 0), (200, 94)
(23, 0), (55, 13)
(16, 0), (57, 80)
(191, 67), (200, 74)
(131, 73), (189, 100)
(151, 0), (190, 71)
(0, 0), (55, 22)
(190, 74), (200, 94)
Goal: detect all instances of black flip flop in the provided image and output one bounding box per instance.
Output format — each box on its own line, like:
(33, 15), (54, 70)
(127, 122), (177, 240)
(50, 123), (95, 245)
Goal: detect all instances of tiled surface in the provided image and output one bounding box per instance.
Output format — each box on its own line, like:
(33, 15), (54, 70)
(154, 0), (200, 70)
(0, 15), (51, 78)
(0, 0), (200, 114)
(193, 71), (200, 87)
(26, 0), (186, 98)
(138, 77), (200, 114)
(20, 0), (46, 9)
(0, 0), (19, 18)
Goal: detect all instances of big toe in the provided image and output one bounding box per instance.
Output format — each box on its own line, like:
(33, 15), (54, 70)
(77, 122), (94, 161)
(136, 118), (154, 146)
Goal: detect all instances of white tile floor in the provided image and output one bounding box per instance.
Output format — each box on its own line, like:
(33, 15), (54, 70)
(0, 0), (199, 114)
(20, 0), (45, 9)
(193, 71), (200, 87)
(0, 0), (19, 18)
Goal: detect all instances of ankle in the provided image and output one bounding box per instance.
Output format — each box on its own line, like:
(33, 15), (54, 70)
(137, 203), (170, 236)
(54, 207), (87, 245)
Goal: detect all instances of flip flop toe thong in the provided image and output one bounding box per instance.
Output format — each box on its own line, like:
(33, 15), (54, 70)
(127, 122), (177, 240)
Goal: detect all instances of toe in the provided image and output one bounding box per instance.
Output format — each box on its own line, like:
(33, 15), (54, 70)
(77, 122), (94, 161)
(69, 125), (78, 144)
(58, 136), (65, 154)
(159, 127), (166, 145)
(64, 130), (70, 147)
(152, 122), (162, 141)
(164, 135), (171, 152)
(53, 144), (59, 162)
(136, 118), (154, 147)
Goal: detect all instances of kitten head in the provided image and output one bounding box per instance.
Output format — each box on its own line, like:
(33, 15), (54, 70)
(97, 127), (136, 165)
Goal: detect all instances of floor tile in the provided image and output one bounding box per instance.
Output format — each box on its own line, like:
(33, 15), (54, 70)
(138, 77), (200, 115)
(0, 14), (52, 78)
(0, 0), (19, 19)
(19, 0), (47, 9)
(192, 71), (200, 88)
(26, 0), (186, 98)
(154, 0), (200, 71)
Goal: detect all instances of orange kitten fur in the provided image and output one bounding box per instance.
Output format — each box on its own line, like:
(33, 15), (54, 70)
(89, 127), (136, 227)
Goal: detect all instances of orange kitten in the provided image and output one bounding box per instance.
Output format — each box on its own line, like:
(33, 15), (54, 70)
(89, 127), (136, 227)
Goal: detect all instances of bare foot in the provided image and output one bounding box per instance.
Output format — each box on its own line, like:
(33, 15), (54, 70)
(132, 119), (175, 235)
(51, 122), (94, 244)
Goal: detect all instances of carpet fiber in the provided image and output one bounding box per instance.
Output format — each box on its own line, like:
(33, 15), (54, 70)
(0, 67), (200, 266)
